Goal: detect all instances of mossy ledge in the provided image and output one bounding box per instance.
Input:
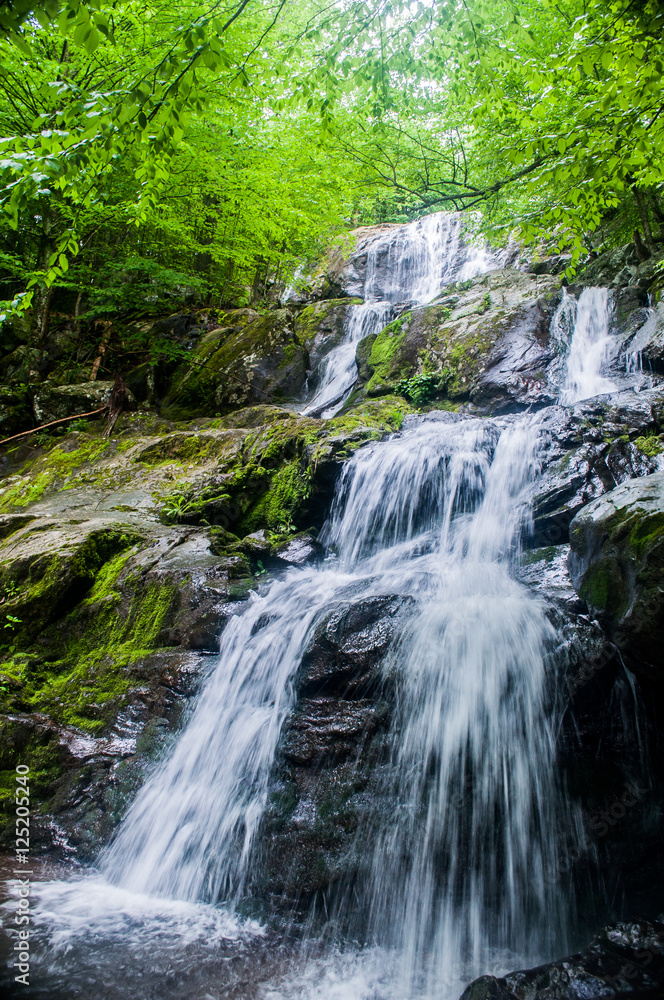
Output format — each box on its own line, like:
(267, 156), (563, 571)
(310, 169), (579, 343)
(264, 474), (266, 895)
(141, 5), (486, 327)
(0, 396), (413, 838)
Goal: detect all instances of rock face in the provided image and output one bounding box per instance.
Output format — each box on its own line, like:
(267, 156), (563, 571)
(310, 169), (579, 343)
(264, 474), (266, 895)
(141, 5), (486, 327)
(578, 242), (664, 292)
(568, 469), (664, 674)
(461, 921), (664, 1000)
(0, 398), (412, 852)
(531, 389), (663, 546)
(254, 594), (414, 904)
(358, 269), (561, 411)
(162, 309), (308, 417)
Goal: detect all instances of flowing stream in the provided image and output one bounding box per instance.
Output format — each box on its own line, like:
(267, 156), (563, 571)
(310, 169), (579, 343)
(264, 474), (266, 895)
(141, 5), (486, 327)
(302, 213), (494, 418)
(7, 219), (621, 1000)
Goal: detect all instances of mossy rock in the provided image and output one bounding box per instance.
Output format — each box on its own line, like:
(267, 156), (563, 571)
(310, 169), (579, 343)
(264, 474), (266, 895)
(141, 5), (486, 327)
(161, 308), (309, 418)
(569, 470), (664, 674)
(360, 270), (560, 409)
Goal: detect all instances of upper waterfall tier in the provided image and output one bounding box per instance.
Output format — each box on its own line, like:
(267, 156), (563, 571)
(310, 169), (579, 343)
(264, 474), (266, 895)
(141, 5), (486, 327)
(333, 211), (497, 305)
(301, 212), (497, 418)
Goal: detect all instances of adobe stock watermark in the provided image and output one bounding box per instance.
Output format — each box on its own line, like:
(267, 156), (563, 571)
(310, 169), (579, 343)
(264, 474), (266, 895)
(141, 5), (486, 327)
(12, 764), (31, 987)
(544, 779), (649, 888)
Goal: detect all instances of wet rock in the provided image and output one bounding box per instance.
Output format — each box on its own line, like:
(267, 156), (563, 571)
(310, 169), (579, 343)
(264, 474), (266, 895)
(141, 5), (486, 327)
(294, 299), (363, 384)
(298, 594), (415, 697)
(568, 469), (664, 675)
(282, 697), (384, 765)
(325, 223), (414, 299)
(271, 531), (320, 567)
(531, 391), (663, 545)
(460, 920), (664, 1000)
(619, 301), (664, 375)
(359, 269), (561, 411)
(356, 333), (378, 382)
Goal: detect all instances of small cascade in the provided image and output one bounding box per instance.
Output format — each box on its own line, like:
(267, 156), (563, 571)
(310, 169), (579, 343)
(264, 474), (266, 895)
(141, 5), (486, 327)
(551, 287), (618, 403)
(625, 305), (659, 374)
(301, 301), (391, 419)
(302, 212), (494, 418)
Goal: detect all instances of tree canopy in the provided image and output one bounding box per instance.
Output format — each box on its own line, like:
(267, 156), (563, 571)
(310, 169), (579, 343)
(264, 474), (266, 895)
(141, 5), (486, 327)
(0, 0), (662, 340)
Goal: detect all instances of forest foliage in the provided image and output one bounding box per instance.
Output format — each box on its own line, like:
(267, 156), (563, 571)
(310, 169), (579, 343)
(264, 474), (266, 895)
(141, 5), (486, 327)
(0, 0), (662, 360)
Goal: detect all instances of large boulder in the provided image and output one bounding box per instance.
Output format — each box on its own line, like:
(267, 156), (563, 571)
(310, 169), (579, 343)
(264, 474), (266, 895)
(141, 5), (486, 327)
(360, 269), (561, 411)
(568, 469), (664, 674)
(531, 389), (663, 546)
(460, 921), (664, 1000)
(32, 380), (126, 424)
(253, 594), (415, 905)
(161, 309), (308, 417)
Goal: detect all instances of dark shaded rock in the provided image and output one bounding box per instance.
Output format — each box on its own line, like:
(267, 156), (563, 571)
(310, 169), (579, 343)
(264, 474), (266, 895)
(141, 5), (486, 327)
(578, 244), (641, 287)
(161, 309), (308, 417)
(531, 392), (663, 546)
(0, 385), (33, 438)
(568, 470), (664, 675)
(529, 254), (572, 275)
(298, 594), (415, 697)
(282, 697), (384, 765)
(356, 333), (378, 382)
(460, 921), (664, 1000)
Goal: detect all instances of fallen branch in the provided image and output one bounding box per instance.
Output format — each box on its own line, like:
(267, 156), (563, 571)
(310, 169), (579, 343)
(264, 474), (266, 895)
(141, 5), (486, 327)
(0, 405), (109, 448)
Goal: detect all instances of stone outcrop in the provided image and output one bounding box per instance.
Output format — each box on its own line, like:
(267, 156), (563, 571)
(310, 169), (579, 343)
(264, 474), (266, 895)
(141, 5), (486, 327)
(357, 269), (562, 411)
(568, 469), (664, 675)
(0, 398), (411, 851)
(461, 921), (664, 1000)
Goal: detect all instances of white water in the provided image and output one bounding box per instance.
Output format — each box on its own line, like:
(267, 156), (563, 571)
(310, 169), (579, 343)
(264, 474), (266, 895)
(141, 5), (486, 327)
(17, 220), (626, 1000)
(23, 410), (578, 1000)
(302, 213), (494, 418)
(551, 287), (618, 403)
(625, 304), (661, 375)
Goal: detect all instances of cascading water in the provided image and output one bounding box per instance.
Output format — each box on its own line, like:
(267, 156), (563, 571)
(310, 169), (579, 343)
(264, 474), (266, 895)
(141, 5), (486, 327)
(551, 287), (618, 403)
(22, 409), (579, 1000)
(325, 417), (574, 997)
(302, 213), (494, 419)
(17, 218), (627, 1000)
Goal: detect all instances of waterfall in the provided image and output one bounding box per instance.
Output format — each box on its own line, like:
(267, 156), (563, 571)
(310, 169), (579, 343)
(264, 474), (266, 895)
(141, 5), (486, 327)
(363, 419), (568, 995)
(551, 287), (617, 403)
(301, 301), (392, 419)
(24, 219), (585, 1000)
(89, 410), (575, 999)
(302, 213), (494, 419)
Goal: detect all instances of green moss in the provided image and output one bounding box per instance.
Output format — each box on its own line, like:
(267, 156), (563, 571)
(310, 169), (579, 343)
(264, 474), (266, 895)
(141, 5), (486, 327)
(327, 396), (411, 437)
(365, 314), (411, 392)
(1, 570), (178, 731)
(634, 434), (663, 457)
(0, 437), (111, 512)
(628, 510), (664, 558)
(521, 546), (558, 566)
(240, 461), (312, 534)
(579, 561), (611, 610)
